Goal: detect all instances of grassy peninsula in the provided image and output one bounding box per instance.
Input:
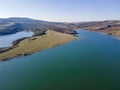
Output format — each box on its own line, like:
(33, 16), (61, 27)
(0, 30), (77, 61)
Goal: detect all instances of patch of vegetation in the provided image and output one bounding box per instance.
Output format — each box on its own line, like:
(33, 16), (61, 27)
(33, 29), (47, 36)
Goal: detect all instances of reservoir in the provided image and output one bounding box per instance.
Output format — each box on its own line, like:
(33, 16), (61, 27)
(0, 30), (120, 90)
(0, 31), (33, 48)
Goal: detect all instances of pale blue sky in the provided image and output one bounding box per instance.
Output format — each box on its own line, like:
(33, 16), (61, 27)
(0, 0), (120, 22)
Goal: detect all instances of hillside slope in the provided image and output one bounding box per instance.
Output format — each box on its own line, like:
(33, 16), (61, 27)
(75, 20), (120, 36)
(0, 18), (76, 35)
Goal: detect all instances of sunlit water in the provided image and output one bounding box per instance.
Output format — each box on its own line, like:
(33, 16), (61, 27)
(0, 31), (33, 48)
(0, 30), (120, 90)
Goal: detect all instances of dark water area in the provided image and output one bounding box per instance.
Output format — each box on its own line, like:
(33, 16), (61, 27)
(0, 31), (33, 48)
(0, 30), (120, 90)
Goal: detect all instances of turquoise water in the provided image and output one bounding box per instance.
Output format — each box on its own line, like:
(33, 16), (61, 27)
(0, 30), (120, 90)
(0, 31), (33, 48)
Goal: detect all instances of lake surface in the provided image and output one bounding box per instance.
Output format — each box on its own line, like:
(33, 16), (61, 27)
(0, 30), (120, 90)
(0, 31), (33, 48)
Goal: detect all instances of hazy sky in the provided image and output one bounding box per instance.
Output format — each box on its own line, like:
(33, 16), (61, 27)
(0, 0), (119, 22)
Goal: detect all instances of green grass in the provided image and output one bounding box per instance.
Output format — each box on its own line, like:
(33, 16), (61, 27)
(0, 30), (77, 61)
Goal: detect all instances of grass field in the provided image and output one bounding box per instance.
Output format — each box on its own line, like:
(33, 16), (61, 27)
(0, 30), (77, 61)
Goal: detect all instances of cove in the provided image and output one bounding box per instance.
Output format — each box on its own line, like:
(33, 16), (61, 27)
(0, 30), (120, 90)
(0, 31), (33, 48)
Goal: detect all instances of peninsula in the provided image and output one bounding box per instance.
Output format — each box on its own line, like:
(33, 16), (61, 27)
(0, 30), (77, 61)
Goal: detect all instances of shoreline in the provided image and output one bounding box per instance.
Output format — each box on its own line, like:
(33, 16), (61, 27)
(0, 30), (77, 61)
(79, 28), (120, 38)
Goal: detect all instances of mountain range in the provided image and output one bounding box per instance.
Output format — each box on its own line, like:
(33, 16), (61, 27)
(0, 17), (120, 36)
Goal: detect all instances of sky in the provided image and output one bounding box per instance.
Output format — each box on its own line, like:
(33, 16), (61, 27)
(0, 0), (120, 22)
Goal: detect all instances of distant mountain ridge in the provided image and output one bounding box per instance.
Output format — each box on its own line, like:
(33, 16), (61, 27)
(0, 17), (120, 36)
(0, 17), (76, 35)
